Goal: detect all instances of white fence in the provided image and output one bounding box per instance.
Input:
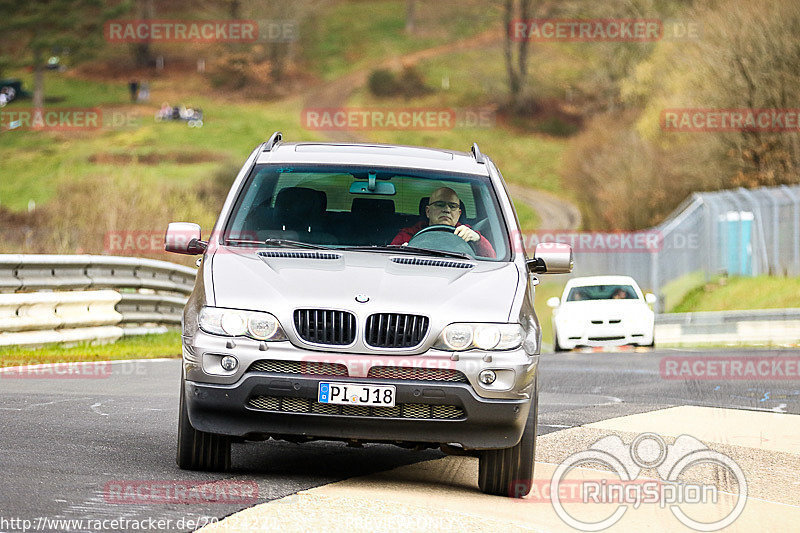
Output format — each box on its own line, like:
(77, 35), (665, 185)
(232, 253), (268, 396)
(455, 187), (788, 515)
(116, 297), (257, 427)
(0, 255), (195, 348)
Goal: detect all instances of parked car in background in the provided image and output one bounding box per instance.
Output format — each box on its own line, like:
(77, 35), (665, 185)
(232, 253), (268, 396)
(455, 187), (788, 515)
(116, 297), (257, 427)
(547, 275), (656, 351)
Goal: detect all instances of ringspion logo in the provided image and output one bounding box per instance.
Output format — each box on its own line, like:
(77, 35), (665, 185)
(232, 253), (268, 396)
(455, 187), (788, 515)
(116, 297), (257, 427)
(549, 433), (747, 531)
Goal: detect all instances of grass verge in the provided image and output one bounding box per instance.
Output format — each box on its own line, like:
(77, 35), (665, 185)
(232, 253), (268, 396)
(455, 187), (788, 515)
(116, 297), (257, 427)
(672, 276), (800, 313)
(0, 331), (181, 367)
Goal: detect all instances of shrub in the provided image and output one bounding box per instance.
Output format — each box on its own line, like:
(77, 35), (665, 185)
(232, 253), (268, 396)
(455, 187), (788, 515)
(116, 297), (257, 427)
(368, 66), (432, 98)
(368, 68), (400, 97)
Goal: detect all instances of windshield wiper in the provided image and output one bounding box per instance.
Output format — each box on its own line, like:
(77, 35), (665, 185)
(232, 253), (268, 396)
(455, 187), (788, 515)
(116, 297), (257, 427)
(225, 238), (334, 250)
(343, 244), (473, 260)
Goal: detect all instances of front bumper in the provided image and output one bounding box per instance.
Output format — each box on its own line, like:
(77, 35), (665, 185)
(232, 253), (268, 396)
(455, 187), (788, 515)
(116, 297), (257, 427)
(557, 325), (653, 349)
(185, 372), (532, 450)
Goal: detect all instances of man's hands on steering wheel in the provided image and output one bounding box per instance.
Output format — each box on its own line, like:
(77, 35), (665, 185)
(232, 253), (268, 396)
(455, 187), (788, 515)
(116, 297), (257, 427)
(414, 224), (479, 243)
(454, 225), (479, 243)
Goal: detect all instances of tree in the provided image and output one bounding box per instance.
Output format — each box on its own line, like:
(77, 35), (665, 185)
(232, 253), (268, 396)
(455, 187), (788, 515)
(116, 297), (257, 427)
(405, 0), (416, 33)
(503, 0), (533, 110)
(0, 0), (128, 107)
(131, 0), (154, 68)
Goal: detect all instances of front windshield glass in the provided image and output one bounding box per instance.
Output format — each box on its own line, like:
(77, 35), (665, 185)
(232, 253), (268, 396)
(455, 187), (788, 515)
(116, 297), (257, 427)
(567, 284), (639, 301)
(223, 164), (511, 261)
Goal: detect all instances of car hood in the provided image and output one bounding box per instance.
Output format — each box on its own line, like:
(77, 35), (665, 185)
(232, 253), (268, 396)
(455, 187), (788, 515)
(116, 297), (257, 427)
(210, 247), (520, 323)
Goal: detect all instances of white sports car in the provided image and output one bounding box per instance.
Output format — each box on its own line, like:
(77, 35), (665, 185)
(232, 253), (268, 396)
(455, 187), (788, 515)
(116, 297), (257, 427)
(547, 275), (656, 351)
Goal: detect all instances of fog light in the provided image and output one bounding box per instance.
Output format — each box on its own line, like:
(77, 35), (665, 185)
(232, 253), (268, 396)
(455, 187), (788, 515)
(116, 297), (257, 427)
(478, 369), (496, 385)
(220, 355), (238, 371)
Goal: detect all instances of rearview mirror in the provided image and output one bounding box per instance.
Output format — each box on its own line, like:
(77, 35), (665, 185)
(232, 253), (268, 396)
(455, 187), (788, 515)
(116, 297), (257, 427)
(165, 222), (207, 255)
(645, 292), (657, 304)
(349, 181), (396, 195)
(527, 242), (573, 274)
(546, 296), (560, 308)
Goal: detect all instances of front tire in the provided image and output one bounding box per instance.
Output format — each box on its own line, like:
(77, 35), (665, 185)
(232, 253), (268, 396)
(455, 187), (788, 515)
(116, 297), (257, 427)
(177, 376), (231, 471)
(478, 377), (538, 497)
(553, 329), (567, 352)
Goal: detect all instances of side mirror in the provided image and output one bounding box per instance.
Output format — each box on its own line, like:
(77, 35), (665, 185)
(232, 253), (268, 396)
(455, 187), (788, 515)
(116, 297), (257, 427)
(165, 222), (207, 255)
(546, 296), (560, 308)
(527, 242), (573, 274)
(645, 293), (657, 304)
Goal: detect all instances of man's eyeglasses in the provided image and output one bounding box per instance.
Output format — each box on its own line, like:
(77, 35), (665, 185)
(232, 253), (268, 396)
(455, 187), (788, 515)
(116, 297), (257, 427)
(430, 201), (460, 210)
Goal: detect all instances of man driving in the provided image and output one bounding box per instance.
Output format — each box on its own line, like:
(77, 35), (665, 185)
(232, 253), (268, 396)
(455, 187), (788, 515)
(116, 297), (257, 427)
(391, 187), (496, 257)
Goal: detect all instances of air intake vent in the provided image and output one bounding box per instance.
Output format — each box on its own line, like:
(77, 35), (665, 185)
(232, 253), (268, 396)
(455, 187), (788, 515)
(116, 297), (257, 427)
(294, 309), (356, 345)
(367, 366), (468, 383)
(365, 313), (428, 348)
(259, 251), (341, 260)
(391, 257), (473, 269)
(248, 395), (465, 420)
(248, 360), (348, 377)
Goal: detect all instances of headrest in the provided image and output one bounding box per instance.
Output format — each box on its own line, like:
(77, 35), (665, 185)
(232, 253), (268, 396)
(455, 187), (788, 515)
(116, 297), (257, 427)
(351, 198), (395, 217)
(274, 187), (326, 227)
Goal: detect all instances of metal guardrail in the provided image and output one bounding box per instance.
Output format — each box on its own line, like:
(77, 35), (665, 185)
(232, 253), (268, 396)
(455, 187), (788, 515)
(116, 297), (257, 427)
(0, 255), (195, 347)
(655, 308), (800, 347)
(0, 254), (196, 294)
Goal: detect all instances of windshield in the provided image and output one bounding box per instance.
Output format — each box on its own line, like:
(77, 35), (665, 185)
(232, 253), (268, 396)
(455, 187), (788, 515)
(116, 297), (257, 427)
(223, 164), (511, 261)
(566, 284), (639, 301)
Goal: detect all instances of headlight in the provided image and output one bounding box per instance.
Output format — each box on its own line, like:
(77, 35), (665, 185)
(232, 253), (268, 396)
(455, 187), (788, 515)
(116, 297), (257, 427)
(435, 323), (524, 351)
(442, 324), (473, 350)
(199, 307), (286, 341)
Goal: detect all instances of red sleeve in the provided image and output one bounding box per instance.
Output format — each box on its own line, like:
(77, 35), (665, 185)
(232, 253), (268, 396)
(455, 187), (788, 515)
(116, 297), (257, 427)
(391, 220), (426, 245)
(390, 230), (412, 246)
(475, 234), (496, 258)
(462, 224), (496, 258)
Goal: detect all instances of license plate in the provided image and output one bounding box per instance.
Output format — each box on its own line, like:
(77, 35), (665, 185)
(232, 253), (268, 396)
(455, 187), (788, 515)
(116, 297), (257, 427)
(318, 382), (396, 407)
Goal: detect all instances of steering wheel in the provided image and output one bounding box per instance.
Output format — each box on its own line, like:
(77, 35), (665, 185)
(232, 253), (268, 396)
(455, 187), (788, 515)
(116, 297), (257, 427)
(412, 224), (459, 237)
(408, 224), (475, 257)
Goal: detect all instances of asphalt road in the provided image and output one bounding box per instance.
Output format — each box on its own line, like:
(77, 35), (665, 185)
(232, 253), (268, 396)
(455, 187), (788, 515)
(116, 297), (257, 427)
(0, 348), (798, 532)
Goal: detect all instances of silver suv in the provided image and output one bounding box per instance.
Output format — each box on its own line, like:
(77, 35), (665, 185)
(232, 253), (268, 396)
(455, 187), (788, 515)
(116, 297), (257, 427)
(166, 132), (572, 497)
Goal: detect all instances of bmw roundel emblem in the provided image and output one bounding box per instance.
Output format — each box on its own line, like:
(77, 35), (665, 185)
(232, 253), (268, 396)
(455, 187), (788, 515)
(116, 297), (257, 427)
(355, 294), (370, 303)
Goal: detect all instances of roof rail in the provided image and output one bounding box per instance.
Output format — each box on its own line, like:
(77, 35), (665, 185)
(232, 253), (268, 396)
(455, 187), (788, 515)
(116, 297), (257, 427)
(263, 131), (283, 152)
(471, 142), (486, 164)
